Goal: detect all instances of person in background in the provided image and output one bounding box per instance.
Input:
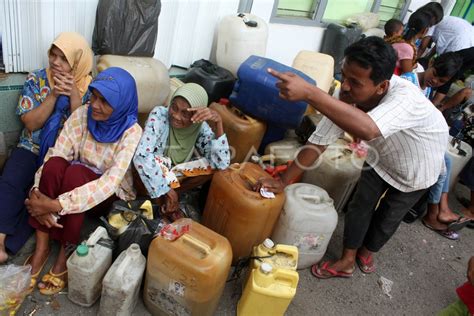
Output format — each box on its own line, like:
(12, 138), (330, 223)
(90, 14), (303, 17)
(24, 67), (142, 295)
(255, 36), (448, 279)
(400, 52), (470, 240)
(133, 83), (230, 219)
(438, 256), (474, 315)
(0, 32), (93, 264)
(383, 18), (403, 40)
(416, 2), (444, 59)
(385, 10), (432, 75)
(431, 47), (474, 113)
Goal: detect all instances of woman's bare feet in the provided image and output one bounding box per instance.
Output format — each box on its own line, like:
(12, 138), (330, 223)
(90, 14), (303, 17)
(27, 247), (50, 275)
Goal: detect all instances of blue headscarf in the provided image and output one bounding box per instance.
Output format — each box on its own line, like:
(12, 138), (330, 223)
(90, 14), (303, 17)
(87, 67), (138, 143)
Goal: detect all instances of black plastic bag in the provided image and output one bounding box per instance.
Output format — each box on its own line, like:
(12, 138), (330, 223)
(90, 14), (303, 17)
(101, 200), (166, 258)
(92, 0), (161, 56)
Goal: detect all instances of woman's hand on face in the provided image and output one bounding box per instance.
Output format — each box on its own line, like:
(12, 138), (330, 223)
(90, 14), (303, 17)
(25, 188), (62, 217)
(53, 72), (78, 98)
(188, 107), (224, 136)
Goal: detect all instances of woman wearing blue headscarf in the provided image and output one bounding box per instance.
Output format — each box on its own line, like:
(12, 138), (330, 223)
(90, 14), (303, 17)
(23, 67), (142, 295)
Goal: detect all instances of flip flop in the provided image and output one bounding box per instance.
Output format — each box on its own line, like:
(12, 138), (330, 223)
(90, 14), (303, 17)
(311, 261), (353, 279)
(422, 220), (460, 240)
(356, 253), (376, 274)
(438, 216), (470, 231)
(24, 252), (50, 294)
(38, 268), (68, 296)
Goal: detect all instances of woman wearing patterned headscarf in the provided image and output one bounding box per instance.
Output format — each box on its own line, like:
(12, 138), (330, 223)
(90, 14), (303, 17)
(24, 67), (142, 295)
(0, 32), (93, 264)
(133, 83), (230, 219)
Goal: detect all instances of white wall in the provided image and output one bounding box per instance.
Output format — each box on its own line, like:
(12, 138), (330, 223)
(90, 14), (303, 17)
(251, 0), (326, 66)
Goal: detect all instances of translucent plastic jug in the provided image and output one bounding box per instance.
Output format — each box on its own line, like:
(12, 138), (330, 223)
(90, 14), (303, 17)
(251, 238), (298, 271)
(272, 183), (337, 269)
(447, 136), (472, 191)
(301, 138), (366, 212)
(143, 219), (232, 316)
(67, 226), (113, 307)
(216, 13), (268, 76)
(164, 78), (185, 107)
(264, 138), (301, 166)
(292, 51), (334, 94)
(237, 263), (298, 316)
(97, 55), (170, 113)
(209, 101), (266, 163)
(202, 163), (285, 264)
(99, 243), (146, 316)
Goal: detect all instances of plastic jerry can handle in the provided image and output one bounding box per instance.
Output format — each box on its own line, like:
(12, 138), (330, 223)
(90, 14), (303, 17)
(86, 226), (108, 246)
(181, 234), (211, 256)
(299, 194), (321, 203)
(274, 269), (299, 288)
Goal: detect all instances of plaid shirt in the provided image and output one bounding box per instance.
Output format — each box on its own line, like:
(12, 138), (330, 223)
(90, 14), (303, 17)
(34, 105), (142, 214)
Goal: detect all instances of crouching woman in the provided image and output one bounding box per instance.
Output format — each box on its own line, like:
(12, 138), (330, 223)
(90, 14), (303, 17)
(24, 67), (142, 295)
(133, 83), (230, 216)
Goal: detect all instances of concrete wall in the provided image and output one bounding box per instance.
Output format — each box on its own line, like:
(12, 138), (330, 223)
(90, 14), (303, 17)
(251, 0), (326, 65)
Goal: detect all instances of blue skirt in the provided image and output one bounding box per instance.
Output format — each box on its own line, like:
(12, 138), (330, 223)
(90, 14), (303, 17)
(0, 147), (36, 254)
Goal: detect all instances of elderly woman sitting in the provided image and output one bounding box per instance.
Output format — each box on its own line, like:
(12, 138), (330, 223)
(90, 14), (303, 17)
(133, 83), (230, 216)
(24, 67), (142, 295)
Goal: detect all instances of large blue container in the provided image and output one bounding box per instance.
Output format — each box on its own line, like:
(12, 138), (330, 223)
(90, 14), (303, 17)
(229, 55), (316, 129)
(258, 125), (287, 154)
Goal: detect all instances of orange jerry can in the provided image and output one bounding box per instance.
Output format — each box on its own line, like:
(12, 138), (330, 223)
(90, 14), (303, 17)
(202, 162), (285, 264)
(209, 101), (266, 163)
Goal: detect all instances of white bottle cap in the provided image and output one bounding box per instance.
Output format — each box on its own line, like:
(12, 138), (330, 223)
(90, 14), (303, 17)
(263, 238), (275, 249)
(260, 262), (273, 274)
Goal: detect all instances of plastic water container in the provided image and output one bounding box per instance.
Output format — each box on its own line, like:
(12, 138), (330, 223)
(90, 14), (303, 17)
(295, 113), (324, 144)
(251, 238), (298, 271)
(292, 51), (334, 94)
(99, 244), (146, 316)
(320, 23), (362, 75)
(164, 78), (185, 107)
(143, 219), (232, 316)
(447, 136), (472, 191)
(272, 183), (337, 269)
(301, 138), (366, 212)
(67, 226), (113, 307)
(237, 263), (298, 316)
(216, 13), (268, 77)
(202, 163), (285, 264)
(209, 101), (266, 163)
(259, 125), (288, 154)
(264, 138), (301, 166)
(230, 55), (316, 129)
(182, 60), (235, 104)
(97, 55), (170, 113)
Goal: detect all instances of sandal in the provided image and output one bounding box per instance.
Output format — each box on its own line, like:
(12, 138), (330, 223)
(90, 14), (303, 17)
(438, 216), (470, 231)
(311, 261), (354, 279)
(356, 253), (376, 274)
(38, 268), (68, 295)
(422, 220), (460, 240)
(24, 252), (49, 294)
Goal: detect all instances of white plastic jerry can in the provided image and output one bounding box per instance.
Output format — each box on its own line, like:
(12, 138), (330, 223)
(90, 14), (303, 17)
(272, 183), (338, 269)
(99, 243), (146, 316)
(67, 226), (113, 307)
